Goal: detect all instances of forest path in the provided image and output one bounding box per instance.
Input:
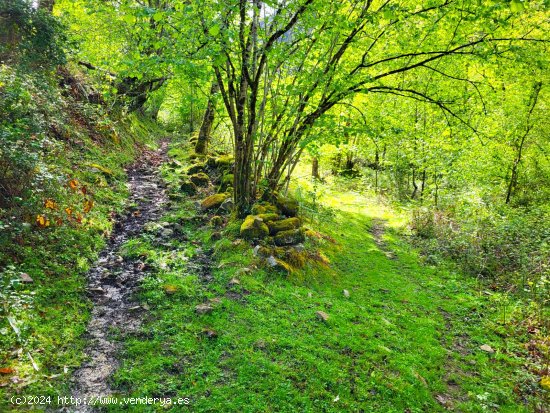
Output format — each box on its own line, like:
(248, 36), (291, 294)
(68, 142), (169, 412)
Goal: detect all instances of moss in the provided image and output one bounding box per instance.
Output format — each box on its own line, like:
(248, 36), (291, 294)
(186, 162), (206, 175)
(268, 217), (301, 235)
(180, 179), (197, 195)
(240, 215), (269, 240)
(274, 228), (305, 246)
(201, 193), (229, 210)
(256, 213), (281, 222)
(283, 249), (307, 268)
(215, 155), (234, 168)
(251, 202), (279, 215)
(275, 195), (299, 217)
(210, 216), (223, 227)
(190, 172), (209, 187)
(219, 173), (234, 192)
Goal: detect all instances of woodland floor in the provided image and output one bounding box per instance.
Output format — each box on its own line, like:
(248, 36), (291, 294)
(50, 138), (548, 412)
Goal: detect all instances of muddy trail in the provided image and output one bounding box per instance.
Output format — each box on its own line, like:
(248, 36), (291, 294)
(68, 142), (169, 412)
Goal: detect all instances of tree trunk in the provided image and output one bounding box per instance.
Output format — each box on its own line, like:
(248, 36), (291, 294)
(312, 157), (320, 179)
(195, 82), (219, 155)
(420, 169), (426, 203)
(411, 167), (418, 199)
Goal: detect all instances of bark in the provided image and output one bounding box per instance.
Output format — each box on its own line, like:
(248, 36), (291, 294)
(312, 157), (320, 179)
(195, 82), (219, 155)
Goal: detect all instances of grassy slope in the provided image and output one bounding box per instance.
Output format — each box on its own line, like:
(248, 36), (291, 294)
(0, 73), (162, 409)
(110, 140), (545, 412)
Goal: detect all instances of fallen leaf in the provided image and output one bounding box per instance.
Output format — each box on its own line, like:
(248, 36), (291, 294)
(44, 199), (57, 209)
(0, 368), (14, 374)
(163, 285), (178, 295)
(68, 179), (79, 190)
(541, 376), (550, 391)
(316, 311), (329, 322)
(83, 199), (94, 213)
(36, 215), (50, 227)
(19, 273), (33, 283)
(480, 344), (495, 353)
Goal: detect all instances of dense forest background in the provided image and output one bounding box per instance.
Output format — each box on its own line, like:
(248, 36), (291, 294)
(0, 0), (549, 411)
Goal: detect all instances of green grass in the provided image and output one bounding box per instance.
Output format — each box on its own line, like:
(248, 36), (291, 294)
(109, 142), (546, 412)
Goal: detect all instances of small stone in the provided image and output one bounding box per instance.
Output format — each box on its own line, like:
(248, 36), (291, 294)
(316, 311), (329, 322)
(202, 328), (218, 339)
(267, 256), (278, 267)
(220, 197), (234, 213)
(479, 344), (494, 353)
(343, 289), (350, 298)
(307, 292), (313, 298)
(160, 228), (174, 238)
(294, 243), (305, 252)
(19, 273), (33, 283)
(210, 216), (223, 227)
(195, 303), (214, 315)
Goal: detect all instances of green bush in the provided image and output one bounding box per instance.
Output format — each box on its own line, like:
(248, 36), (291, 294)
(411, 203), (550, 302)
(0, 0), (67, 66)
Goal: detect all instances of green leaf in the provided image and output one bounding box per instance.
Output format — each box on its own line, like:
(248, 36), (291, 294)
(510, 0), (525, 12)
(209, 24), (220, 37)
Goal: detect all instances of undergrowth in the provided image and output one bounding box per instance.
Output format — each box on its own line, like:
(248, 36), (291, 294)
(0, 64), (163, 408)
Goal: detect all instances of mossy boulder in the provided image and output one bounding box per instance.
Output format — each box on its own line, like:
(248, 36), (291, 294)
(186, 162), (206, 175)
(283, 248), (307, 268)
(219, 173), (234, 192)
(256, 213), (282, 223)
(210, 216), (223, 227)
(275, 196), (299, 217)
(215, 155), (234, 168)
(180, 179), (197, 195)
(206, 155), (218, 167)
(240, 215), (269, 240)
(251, 203), (279, 215)
(190, 172), (210, 187)
(274, 228), (305, 246)
(201, 193), (229, 210)
(268, 217), (301, 235)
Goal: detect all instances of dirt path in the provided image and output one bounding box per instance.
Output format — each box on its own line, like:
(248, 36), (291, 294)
(68, 142), (169, 412)
(369, 218), (396, 260)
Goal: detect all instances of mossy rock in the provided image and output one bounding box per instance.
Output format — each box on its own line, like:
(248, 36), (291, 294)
(251, 203), (279, 215)
(215, 155), (234, 168)
(219, 173), (234, 192)
(180, 179), (197, 195)
(201, 193), (229, 210)
(190, 172), (210, 187)
(240, 215), (269, 240)
(268, 217), (301, 235)
(187, 162), (206, 175)
(256, 213), (282, 222)
(283, 248), (307, 269)
(210, 216), (223, 227)
(274, 228), (305, 246)
(275, 196), (299, 217)
(206, 156), (218, 167)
